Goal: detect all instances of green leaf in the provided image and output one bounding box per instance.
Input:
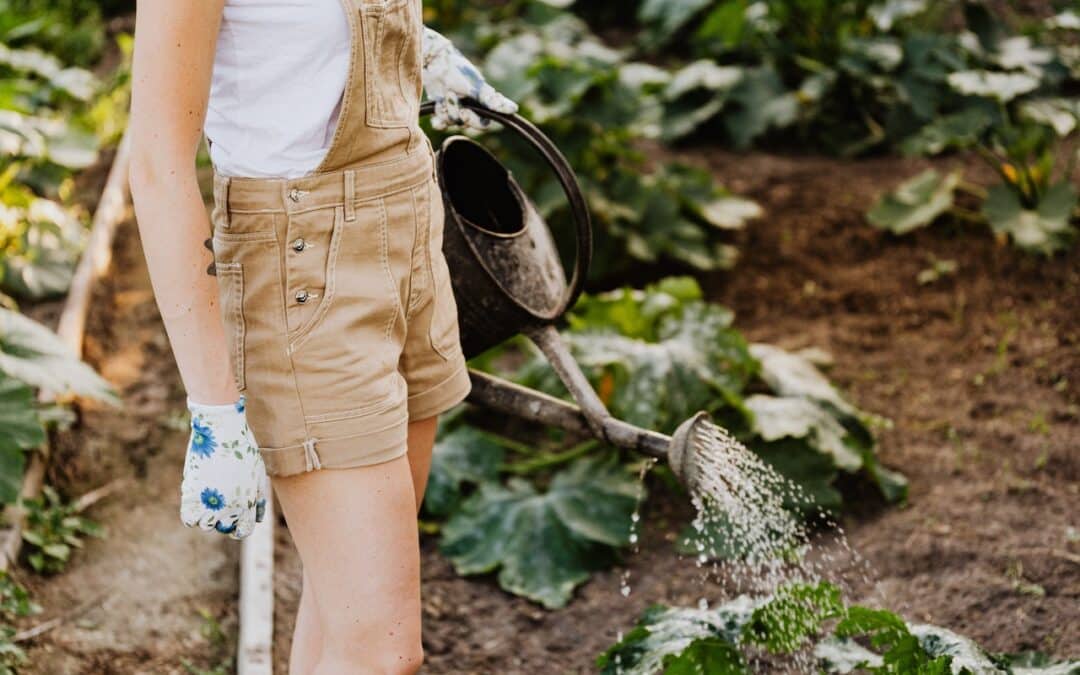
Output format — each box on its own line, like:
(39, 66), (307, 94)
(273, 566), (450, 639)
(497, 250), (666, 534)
(0, 307), (118, 403)
(0, 374), (39, 504)
(661, 61), (743, 141)
(745, 395), (863, 472)
(1019, 98), (1080, 137)
(724, 65), (799, 149)
(424, 426), (505, 517)
(947, 70), (1040, 102)
(0, 373), (45, 450)
(637, 0), (714, 48)
(743, 582), (845, 653)
(752, 438), (843, 513)
(0, 444), (25, 508)
(440, 455), (641, 608)
(749, 344), (904, 503)
(993, 651), (1080, 673)
(41, 543), (69, 561)
(0, 43), (98, 100)
(901, 108), (995, 156)
(815, 636), (884, 673)
(869, 0), (929, 31)
(597, 598), (759, 675)
(835, 607), (952, 674)
(749, 344), (855, 418)
(983, 182), (1078, 255)
(908, 624), (1001, 673)
(699, 196), (762, 230)
(867, 170), (961, 234)
(565, 301), (755, 433)
(993, 37), (1054, 73)
(663, 638), (748, 674)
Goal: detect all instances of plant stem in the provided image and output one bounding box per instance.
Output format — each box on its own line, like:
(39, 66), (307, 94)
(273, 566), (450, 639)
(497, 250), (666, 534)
(956, 180), (987, 200)
(486, 432), (541, 457)
(949, 206), (986, 225)
(501, 439), (599, 475)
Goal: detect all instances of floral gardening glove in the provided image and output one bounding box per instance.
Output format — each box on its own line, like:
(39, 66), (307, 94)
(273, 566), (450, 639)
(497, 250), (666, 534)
(180, 396), (268, 540)
(421, 27), (518, 131)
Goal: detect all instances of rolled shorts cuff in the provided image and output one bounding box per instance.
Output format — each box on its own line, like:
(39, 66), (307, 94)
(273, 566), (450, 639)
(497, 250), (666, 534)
(407, 362), (472, 421)
(261, 406), (410, 477)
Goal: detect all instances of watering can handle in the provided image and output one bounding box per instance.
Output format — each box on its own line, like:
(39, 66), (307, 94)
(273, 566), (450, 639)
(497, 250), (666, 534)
(420, 99), (593, 321)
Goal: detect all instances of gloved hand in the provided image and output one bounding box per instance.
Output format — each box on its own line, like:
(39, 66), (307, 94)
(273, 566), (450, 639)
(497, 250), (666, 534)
(421, 27), (518, 131)
(180, 395), (268, 540)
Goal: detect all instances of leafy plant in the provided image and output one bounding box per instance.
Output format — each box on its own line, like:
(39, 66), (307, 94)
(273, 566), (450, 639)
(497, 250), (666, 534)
(439, 453), (642, 608)
(600, 582), (1080, 674)
(582, 0), (1078, 162)
(21, 484), (103, 574)
(0, 374), (42, 504)
(868, 121), (1079, 254)
(0, 571), (38, 621)
(0, 0), (130, 67)
(516, 277), (905, 513)
(440, 12), (760, 280)
(0, 307), (117, 403)
(425, 278), (904, 606)
(867, 169), (962, 234)
(597, 599), (759, 674)
(0, 627), (25, 675)
(180, 608), (233, 675)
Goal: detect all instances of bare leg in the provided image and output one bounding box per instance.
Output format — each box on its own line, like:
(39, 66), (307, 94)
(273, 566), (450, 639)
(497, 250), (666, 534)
(285, 417), (440, 674)
(288, 570), (322, 675)
(275, 455), (423, 675)
(405, 416), (438, 512)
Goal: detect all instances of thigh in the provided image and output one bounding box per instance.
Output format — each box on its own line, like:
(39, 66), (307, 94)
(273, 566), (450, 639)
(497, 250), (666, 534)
(272, 456), (421, 662)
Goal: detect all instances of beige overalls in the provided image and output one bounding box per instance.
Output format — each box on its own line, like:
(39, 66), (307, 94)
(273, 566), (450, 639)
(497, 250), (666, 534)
(209, 0), (470, 477)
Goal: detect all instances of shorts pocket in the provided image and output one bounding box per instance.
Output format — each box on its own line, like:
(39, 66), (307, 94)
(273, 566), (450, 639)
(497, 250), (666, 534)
(215, 262), (247, 392)
(286, 206), (345, 349)
(358, 0), (421, 129)
(426, 182), (461, 360)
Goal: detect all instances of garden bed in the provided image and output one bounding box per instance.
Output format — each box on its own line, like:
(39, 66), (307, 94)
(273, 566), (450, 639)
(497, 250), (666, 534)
(7, 149), (1076, 673)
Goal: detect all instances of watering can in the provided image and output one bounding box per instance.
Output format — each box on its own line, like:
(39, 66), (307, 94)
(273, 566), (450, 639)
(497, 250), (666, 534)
(422, 100), (713, 491)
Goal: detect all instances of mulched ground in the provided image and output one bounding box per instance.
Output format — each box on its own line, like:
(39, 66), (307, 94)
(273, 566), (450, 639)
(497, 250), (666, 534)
(14, 148), (1078, 673)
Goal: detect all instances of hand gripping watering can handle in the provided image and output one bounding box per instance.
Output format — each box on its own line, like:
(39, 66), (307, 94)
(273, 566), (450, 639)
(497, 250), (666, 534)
(420, 99), (593, 320)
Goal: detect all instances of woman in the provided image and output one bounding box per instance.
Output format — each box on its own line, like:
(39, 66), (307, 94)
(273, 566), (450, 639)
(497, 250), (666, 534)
(127, 1), (515, 672)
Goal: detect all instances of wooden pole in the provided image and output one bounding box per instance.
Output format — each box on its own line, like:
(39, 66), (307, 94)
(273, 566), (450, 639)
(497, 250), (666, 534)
(238, 497), (275, 675)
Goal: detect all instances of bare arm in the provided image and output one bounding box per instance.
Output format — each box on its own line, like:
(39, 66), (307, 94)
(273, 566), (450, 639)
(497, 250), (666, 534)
(128, 0), (235, 405)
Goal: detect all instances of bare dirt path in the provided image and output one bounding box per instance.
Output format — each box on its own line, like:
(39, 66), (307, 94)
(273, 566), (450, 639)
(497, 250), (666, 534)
(20, 218), (238, 675)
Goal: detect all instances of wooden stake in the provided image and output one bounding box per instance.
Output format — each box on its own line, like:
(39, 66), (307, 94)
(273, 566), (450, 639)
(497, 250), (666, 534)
(238, 497), (275, 675)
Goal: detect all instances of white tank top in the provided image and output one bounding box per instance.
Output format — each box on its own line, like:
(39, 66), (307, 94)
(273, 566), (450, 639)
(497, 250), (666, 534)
(205, 0), (351, 178)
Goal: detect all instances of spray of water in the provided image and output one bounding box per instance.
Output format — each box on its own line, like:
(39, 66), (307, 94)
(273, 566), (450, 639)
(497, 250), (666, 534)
(678, 420), (873, 669)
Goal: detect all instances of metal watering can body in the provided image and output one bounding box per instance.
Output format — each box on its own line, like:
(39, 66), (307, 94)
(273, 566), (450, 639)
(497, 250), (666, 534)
(421, 101), (592, 358)
(421, 100), (711, 490)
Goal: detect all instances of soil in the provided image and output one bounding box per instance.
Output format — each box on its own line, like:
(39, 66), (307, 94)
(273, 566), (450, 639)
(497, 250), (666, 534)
(15, 148), (1078, 674)
(16, 215), (238, 674)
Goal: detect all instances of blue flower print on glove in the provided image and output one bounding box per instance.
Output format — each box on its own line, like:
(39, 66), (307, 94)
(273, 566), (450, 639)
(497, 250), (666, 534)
(180, 396), (269, 541)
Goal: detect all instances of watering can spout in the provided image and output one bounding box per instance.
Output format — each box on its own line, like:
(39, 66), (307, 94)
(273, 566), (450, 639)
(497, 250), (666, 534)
(668, 412), (712, 492)
(467, 367), (714, 493)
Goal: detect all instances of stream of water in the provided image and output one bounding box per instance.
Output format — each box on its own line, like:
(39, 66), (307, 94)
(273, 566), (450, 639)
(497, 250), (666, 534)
(622, 418), (877, 672)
